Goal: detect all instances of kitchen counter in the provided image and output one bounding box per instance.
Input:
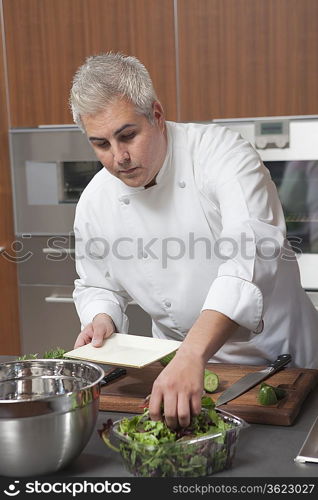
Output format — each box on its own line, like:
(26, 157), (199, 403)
(1, 355), (318, 478)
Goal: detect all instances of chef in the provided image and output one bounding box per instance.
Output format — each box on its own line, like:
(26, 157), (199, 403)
(70, 52), (318, 429)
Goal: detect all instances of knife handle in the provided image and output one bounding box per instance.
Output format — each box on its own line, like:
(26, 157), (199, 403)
(100, 367), (127, 386)
(268, 354), (292, 372)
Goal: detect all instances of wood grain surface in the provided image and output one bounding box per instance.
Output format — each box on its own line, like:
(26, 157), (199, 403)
(177, 0), (318, 121)
(3, 0), (177, 127)
(99, 362), (318, 426)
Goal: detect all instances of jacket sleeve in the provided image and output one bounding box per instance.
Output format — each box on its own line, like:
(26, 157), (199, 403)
(196, 125), (287, 332)
(72, 205), (130, 332)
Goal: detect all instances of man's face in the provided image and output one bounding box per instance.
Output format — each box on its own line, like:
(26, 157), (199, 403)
(82, 98), (167, 188)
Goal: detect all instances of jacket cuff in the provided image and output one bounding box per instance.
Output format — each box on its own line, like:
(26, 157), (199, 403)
(79, 300), (128, 333)
(201, 276), (264, 333)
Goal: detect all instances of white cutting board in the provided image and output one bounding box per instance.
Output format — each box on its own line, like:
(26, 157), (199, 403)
(64, 333), (181, 368)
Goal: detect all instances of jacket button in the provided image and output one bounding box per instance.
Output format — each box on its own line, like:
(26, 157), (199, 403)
(119, 197), (130, 205)
(178, 180), (186, 188)
(164, 300), (171, 308)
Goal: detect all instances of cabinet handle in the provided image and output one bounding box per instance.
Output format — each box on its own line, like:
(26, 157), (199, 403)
(42, 248), (75, 254)
(45, 296), (138, 305)
(45, 295), (74, 303)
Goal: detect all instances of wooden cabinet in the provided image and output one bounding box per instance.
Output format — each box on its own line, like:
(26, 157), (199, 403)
(3, 0), (177, 127)
(177, 0), (318, 121)
(2, 0), (318, 126)
(0, 23), (20, 355)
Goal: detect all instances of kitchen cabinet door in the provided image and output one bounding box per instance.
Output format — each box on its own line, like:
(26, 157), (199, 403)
(19, 285), (152, 355)
(19, 285), (80, 355)
(177, 0), (318, 121)
(3, 0), (177, 127)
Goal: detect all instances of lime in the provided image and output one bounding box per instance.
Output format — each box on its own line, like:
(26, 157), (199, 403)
(258, 382), (287, 405)
(273, 386), (287, 400)
(258, 383), (278, 405)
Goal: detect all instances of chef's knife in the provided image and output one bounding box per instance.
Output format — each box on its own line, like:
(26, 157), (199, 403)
(294, 415), (318, 463)
(215, 354), (292, 406)
(100, 367), (127, 386)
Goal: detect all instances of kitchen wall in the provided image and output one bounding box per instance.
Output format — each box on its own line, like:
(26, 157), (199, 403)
(1, 0), (318, 353)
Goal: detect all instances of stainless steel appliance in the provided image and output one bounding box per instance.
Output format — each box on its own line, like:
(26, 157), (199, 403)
(213, 115), (318, 310)
(10, 126), (101, 235)
(9, 127), (151, 354)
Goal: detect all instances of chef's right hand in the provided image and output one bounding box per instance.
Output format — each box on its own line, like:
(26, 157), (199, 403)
(74, 313), (116, 348)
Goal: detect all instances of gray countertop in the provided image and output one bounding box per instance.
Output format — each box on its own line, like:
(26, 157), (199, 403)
(1, 355), (318, 478)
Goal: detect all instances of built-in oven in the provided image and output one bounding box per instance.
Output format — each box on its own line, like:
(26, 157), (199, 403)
(213, 115), (318, 310)
(10, 127), (103, 235)
(9, 127), (151, 354)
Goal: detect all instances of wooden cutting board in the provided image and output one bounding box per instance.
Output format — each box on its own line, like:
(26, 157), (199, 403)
(99, 362), (318, 425)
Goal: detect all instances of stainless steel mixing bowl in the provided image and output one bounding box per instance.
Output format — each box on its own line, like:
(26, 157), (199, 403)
(0, 358), (105, 477)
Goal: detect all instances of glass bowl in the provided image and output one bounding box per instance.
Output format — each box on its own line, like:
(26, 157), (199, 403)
(101, 408), (248, 477)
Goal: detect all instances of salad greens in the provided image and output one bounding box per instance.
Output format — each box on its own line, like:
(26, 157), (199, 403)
(16, 347), (67, 360)
(100, 397), (241, 477)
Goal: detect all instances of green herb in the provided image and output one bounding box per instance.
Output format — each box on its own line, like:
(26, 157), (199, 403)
(16, 353), (39, 360)
(258, 382), (287, 406)
(159, 352), (219, 393)
(100, 396), (237, 477)
(16, 346), (66, 361)
(43, 347), (67, 359)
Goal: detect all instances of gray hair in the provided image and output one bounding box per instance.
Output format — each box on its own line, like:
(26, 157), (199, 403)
(70, 52), (158, 131)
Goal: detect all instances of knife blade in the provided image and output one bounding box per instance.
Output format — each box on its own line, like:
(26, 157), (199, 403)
(294, 415), (318, 463)
(100, 367), (127, 386)
(215, 353), (292, 406)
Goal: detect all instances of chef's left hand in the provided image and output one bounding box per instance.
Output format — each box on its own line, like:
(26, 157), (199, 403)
(148, 350), (205, 429)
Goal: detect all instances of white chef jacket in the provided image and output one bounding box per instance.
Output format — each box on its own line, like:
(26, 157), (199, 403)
(73, 121), (318, 368)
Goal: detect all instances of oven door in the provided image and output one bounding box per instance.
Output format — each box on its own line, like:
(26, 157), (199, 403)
(9, 127), (101, 235)
(213, 117), (318, 293)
